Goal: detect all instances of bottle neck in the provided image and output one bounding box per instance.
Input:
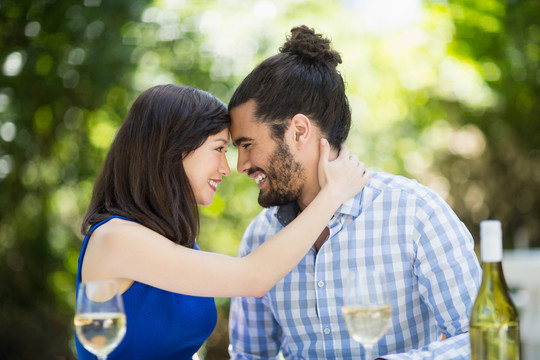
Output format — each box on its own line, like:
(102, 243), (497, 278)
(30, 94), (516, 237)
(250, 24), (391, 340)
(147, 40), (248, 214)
(481, 261), (510, 293)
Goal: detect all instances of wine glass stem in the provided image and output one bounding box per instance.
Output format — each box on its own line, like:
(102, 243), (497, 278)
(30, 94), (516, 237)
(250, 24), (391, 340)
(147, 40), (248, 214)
(364, 344), (373, 360)
(97, 356), (107, 360)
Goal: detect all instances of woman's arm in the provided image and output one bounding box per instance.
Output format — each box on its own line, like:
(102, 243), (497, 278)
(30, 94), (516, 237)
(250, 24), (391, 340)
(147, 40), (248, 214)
(82, 139), (370, 297)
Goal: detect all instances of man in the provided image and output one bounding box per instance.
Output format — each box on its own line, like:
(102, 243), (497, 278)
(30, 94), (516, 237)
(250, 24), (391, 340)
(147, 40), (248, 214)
(228, 25), (481, 359)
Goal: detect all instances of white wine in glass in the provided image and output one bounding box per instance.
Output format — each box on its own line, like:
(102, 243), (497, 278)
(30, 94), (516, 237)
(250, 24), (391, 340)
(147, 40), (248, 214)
(342, 270), (391, 360)
(74, 280), (127, 360)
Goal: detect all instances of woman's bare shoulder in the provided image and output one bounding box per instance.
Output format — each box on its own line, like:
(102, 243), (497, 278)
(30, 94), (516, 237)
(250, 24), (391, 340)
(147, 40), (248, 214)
(90, 217), (173, 253)
(91, 217), (145, 240)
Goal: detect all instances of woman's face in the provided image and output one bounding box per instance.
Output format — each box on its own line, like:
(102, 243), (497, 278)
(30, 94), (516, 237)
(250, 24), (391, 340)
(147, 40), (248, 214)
(183, 128), (231, 206)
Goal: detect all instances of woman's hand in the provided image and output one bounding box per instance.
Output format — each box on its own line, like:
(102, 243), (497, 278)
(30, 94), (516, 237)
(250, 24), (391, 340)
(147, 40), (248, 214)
(317, 138), (371, 203)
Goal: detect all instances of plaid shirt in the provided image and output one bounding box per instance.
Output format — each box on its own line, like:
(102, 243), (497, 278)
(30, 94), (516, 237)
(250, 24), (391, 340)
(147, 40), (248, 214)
(229, 172), (481, 360)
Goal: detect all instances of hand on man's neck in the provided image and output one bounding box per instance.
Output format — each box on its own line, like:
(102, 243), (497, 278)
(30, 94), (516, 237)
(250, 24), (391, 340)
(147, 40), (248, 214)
(297, 146), (339, 211)
(327, 146), (339, 161)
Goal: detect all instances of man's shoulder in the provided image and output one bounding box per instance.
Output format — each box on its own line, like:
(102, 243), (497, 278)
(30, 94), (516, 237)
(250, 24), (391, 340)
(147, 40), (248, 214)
(249, 205), (280, 226)
(370, 171), (442, 201)
(240, 206), (281, 248)
(368, 173), (461, 227)
(365, 171), (456, 218)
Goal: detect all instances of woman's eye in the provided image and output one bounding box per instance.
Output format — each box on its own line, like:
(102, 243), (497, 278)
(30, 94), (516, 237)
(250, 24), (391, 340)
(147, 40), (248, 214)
(216, 147), (225, 152)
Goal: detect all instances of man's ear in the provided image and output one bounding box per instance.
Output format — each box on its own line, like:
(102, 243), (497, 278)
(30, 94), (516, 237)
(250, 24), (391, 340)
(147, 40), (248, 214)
(289, 113), (311, 150)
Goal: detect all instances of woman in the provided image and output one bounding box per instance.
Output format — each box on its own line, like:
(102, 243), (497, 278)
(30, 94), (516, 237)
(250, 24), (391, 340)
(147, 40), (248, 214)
(75, 84), (370, 359)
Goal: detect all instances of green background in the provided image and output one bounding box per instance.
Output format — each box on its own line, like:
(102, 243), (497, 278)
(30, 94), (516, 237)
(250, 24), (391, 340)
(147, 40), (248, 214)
(1, 0), (538, 358)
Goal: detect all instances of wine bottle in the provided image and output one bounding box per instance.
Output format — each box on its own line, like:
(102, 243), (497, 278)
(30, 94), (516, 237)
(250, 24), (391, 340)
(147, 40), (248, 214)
(470, 220), (521, 360)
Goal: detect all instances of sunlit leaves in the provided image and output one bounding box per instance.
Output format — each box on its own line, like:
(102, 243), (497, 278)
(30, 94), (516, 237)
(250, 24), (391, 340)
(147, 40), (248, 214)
(33, 105), (53, 135)
(0, 0), (145, 357)
(2, 51), (26, 76)
(35, 53), (53, 75)
(87, 108), (118, 150)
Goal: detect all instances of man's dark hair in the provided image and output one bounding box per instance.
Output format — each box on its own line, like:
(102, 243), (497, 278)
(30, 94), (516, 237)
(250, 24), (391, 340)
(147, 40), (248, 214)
(229, 25), (351, 149)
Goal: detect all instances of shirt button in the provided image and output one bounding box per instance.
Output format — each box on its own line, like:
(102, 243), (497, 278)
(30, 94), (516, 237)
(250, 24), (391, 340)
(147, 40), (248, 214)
(324, 327), (331, 334)
(317, 280), (325, 288)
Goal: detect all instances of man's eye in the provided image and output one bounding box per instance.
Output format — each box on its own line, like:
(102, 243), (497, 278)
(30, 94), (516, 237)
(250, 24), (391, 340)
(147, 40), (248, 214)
(242, 143), (251, 149)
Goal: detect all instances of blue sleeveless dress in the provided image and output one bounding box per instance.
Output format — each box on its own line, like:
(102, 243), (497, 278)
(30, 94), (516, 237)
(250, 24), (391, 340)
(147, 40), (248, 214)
(75, 216), (217, 359)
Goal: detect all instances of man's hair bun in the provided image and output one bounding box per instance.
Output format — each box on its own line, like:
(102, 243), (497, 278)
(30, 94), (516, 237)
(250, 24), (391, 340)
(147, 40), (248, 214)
(279, 25), (342, 67)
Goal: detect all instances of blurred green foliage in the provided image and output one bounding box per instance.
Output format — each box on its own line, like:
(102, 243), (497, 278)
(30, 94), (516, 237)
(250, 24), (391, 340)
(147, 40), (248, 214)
(0, 0), (538, 359)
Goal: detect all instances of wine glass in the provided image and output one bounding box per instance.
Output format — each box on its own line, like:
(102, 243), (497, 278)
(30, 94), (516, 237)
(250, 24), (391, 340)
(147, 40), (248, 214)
(74, 280), (127, 360)
(342, 270), (392, 360)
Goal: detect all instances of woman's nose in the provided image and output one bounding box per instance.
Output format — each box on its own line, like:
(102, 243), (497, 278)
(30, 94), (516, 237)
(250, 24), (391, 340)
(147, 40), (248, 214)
(220, 155), (230, 176)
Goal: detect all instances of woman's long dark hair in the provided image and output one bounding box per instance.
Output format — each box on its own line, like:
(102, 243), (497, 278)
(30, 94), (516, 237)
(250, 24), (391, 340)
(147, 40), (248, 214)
(81, 84), (230, 248)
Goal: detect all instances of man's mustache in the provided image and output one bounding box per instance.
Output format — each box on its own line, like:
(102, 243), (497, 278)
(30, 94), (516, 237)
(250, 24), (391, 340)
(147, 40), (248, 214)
(247, 167), (266, 176)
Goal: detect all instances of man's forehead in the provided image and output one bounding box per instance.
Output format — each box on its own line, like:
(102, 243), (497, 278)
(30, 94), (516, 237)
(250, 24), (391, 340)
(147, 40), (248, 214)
(230, 122), (264, 146)
(230, 101), (257, 126)
(230, 102), (269, 143)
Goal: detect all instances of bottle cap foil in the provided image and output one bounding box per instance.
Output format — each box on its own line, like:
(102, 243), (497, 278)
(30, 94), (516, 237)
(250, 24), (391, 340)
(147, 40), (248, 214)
(480, 220), (503, 262)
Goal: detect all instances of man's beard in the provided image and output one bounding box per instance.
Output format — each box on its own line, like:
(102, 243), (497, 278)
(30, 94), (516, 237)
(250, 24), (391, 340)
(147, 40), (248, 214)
(257, 141), (305, 208)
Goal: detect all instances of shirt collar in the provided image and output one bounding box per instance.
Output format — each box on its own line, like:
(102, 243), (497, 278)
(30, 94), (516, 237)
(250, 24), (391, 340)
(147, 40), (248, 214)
(276, 201), (300, 227)
(275, 187), (368, 227)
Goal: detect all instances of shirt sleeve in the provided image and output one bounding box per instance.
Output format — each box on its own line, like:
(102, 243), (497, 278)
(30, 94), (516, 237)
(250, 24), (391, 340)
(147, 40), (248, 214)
(382, 191), (481, 360)
(228, 214), (283, 360)
(229, 294), (283, 359)
(381, 333), (471, 359)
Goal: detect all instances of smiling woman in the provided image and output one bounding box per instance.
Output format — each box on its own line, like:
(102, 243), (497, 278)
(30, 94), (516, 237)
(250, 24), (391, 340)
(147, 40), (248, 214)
(74, 83), (370, 359)
(183, 129), (231, 206)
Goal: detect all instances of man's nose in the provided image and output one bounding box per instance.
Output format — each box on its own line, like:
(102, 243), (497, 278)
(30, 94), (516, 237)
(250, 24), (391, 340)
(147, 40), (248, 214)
(236, 149), (251, 174)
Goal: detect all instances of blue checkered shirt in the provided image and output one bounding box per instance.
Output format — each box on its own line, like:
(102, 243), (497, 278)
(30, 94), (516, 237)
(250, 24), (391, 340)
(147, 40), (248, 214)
(229, 172), (481, 359)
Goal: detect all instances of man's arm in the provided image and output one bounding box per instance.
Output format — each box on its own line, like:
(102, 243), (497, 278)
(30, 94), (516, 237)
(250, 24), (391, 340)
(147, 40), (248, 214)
(379, 334), (471, 360)
(382, 192), (481, 360)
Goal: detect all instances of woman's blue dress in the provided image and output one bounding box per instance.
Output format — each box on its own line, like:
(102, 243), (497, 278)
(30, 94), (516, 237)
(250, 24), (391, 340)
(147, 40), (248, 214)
(75, 216), (217, 359)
